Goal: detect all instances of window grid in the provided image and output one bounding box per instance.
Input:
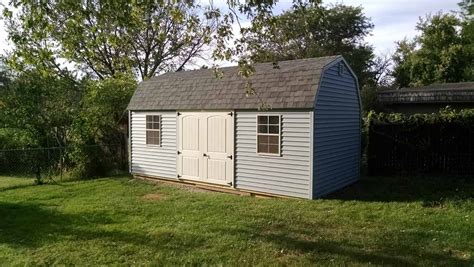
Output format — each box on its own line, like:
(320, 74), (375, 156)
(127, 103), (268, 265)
(257, 115), (281, 155)
(146, 115), (161, 145)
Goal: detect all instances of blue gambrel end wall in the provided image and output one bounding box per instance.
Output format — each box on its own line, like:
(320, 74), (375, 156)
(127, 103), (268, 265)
(313, 59), (361, 198)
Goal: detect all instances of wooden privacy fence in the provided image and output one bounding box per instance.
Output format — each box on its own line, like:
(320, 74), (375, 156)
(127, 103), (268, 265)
(367, 115), (474, 176)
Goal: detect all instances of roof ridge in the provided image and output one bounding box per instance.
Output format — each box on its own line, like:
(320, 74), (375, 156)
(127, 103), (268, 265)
(149, 55), (342, 80)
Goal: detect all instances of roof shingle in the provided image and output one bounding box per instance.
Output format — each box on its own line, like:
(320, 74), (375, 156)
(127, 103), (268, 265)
(127, 55), (341, 110)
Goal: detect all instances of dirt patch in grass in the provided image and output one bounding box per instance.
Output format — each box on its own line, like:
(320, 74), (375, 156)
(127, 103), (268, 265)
(134, 177), (216, 194)
(169, 183), (216, 193)
(142, 193), (165, 201)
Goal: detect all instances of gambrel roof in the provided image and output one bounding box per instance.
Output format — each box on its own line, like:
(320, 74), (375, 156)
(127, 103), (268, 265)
(127, 55), (343, 110)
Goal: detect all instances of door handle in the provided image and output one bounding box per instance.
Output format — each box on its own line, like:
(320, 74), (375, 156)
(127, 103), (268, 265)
(203, 153), (208, 157)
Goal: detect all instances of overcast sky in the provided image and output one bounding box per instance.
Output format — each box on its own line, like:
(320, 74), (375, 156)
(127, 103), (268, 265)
(0, 0), (460, 59)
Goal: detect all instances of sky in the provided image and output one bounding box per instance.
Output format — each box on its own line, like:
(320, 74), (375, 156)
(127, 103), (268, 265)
(0, 0), (461, 60)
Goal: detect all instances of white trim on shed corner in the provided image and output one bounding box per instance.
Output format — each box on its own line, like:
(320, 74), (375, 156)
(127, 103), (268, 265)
(308, 110), (314, 199)
(175, 111), (180, 180)
(128, 110), (132, 174)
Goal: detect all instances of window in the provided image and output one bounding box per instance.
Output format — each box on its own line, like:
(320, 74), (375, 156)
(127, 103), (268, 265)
(257, 115), (281, 155)
(146, 115), (161, 145)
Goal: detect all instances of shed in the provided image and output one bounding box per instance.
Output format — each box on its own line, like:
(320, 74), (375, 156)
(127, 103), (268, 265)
(378, 82), (474, 114)
(127, 55), (361, 199)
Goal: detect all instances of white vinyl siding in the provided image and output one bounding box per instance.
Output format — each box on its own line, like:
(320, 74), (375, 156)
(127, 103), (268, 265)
(235, 111), (312, 199)
(130, 111), (177, 179)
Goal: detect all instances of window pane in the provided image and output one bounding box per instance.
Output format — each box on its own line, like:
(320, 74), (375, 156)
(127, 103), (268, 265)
(268, 125), (279, 134)
(146, 131), (160, 145)
(268, 136), (279, 145)
(268, 144), (279, 154)
(269, 116), (279, 124)
(258, 135), (269, 144)
(146, 132), (152, 144)
(147, 116), (161, 129)
(258, 143), (268, 153)
(258, 125), (268, 133)
(257, 116), (280, 155)
(258, 116), (268, 124)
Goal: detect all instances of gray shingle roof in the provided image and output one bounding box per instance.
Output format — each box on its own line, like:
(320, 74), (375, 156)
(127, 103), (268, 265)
(127, 55), (341, 110)
(379, 82), (474, 104)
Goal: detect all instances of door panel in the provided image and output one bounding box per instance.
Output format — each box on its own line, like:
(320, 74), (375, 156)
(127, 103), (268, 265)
(182, 116), (199, 150)
(182, 157), (199, 177)
(177, 112), (234, 185)
(207, 159), (226, 181)
(178, 114), (201, 180)
(204, 113), (232, 184)
(207, 116), (226, 153)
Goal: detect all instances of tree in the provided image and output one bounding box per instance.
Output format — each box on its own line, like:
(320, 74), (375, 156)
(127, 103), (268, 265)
(3, 1), (220, 80)
(68, 75), (136, 177)
(0, 70), (82, 148)
(392, 12), (473, 87)
(241, 2), (376, 87)
(392, 39), (417, 87)
(0, 68), (135, 176)
(0, 60), (9, 89)
(459, 0), (474, 81)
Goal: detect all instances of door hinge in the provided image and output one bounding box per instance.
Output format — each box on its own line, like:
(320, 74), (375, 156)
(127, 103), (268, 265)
(177, 174), (182, 179)
(227, 155), (233, 160)
(177, 151), (181, 155)
(177, 112), (181, 116)
(228, 112), (233, 117)
(227, 181), (233, 186)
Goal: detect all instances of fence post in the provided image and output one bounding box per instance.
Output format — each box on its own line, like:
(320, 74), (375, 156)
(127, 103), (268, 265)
(59, 147), (63, 182)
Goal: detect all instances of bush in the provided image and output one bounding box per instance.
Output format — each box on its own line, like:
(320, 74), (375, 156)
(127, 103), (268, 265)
(0, 70), (136, 179)
(366, 107), (474, 176)
(360, 86), (384, 113)
(68, 74), (136, 178)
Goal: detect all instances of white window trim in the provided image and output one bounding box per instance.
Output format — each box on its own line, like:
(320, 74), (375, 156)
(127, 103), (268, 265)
(145, 114), (162, 146)
(255, 114), (282, 157)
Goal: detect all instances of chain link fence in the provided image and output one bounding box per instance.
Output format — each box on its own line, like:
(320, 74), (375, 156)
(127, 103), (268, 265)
(0, 144), (128, 182)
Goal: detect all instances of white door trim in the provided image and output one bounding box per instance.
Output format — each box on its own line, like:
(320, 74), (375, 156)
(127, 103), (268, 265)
(177, 111), (234, 186)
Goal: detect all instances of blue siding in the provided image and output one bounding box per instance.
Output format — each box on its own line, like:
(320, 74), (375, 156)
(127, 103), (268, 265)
(313, 60), (360, 198)
(235, 111), (312, 199)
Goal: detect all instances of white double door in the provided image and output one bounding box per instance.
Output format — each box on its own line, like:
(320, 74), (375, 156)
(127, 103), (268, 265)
(177, 111), (234, 185)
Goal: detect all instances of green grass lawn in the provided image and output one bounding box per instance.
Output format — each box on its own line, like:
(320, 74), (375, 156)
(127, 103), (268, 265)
(0, 176), (35, 191)
(0, 175), (472, 265)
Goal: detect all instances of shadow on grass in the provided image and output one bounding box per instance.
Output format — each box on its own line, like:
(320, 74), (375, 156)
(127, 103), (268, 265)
(0, 200), (471, 265)
(0, 202), (206, 254)
(327, 175), (474, 205)
(221, 215), (471, 266)
(0, 183), (36, 192)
